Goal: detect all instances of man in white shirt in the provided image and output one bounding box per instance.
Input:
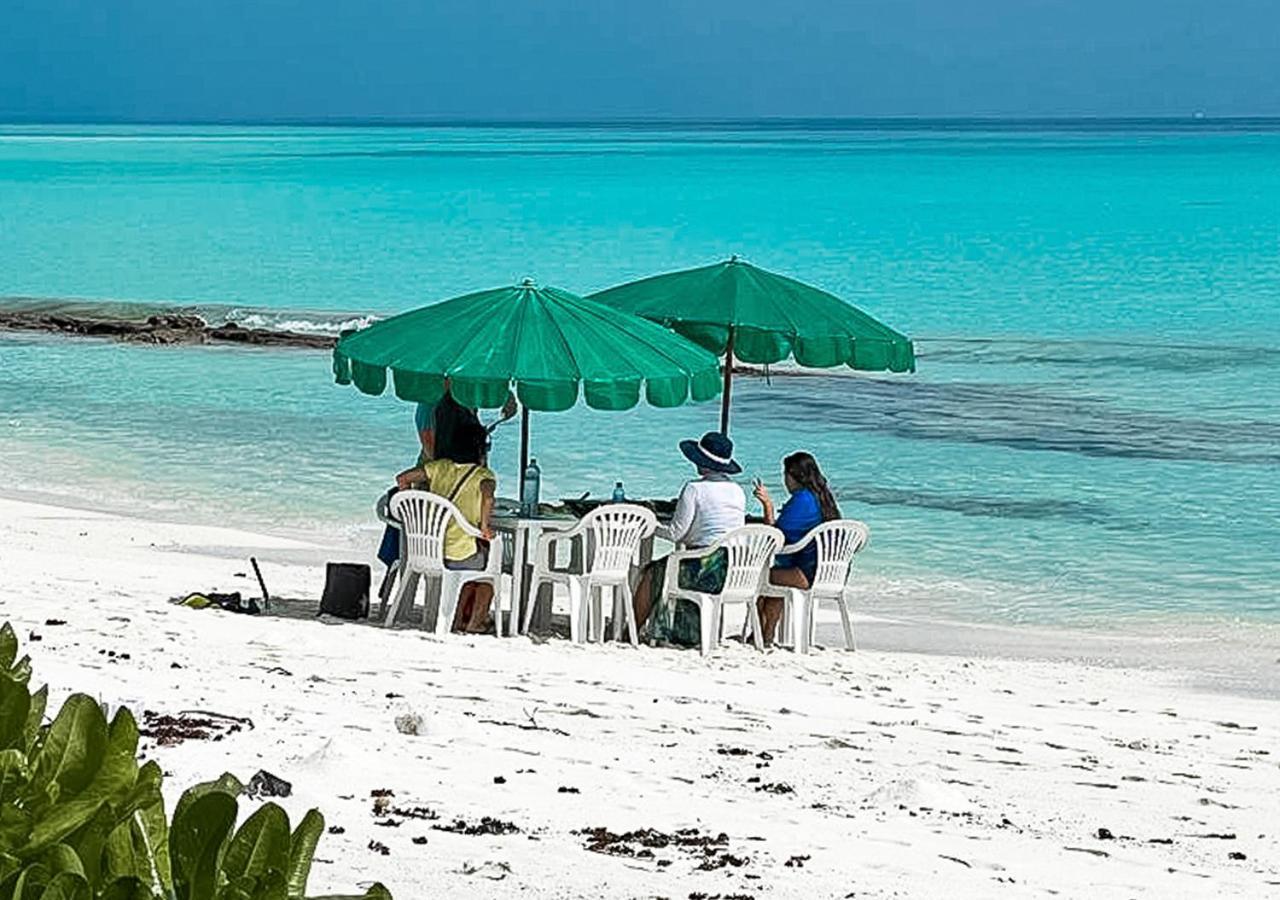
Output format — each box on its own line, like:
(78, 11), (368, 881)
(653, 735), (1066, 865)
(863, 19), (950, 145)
(634, 432), (746, 643)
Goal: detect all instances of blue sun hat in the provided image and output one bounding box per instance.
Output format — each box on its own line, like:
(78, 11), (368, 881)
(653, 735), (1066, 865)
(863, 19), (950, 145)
(679, 431), (742, 475)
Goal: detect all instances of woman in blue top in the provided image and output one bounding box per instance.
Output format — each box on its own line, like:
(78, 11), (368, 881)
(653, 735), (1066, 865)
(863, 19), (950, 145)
(752, 452), (841, 646)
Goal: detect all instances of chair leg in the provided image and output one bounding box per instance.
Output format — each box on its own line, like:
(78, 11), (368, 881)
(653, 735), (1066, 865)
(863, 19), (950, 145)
(522, 576), (544, 636)
(383, 570), (415, 627)
(490, 576), (504, 637)
(746, 599), (765, 652)
(698, 600), (717, 657)
(620, 584), (639, 646)
(435, 574), (460, 634)
(792, 591), (810, 655)
(567, 579), (585, 643)
(377, 561), (399, 621)
(591, 585), (606, 643)
(837, 595), (856, 650)
(610, 586), (625, 642)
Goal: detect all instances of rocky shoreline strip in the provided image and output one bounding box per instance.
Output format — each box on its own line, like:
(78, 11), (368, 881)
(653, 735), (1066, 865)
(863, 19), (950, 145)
(0, 308), (337, 349)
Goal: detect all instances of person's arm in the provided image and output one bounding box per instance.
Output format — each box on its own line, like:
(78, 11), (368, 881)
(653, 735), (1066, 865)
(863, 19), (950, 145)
(396, 466), (427, 490)
(479, 479), (496, 540)
(418, 428), (436, 462)
(753, 482), (776, 525)
(485, 392), (520, 432)
(398, 459), (439, 491)
(415, 402), (437, 461)
(658, 483), (695, 545)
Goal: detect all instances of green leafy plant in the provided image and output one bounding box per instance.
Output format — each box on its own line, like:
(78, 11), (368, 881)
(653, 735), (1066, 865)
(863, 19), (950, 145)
(0, 623), (390, 900)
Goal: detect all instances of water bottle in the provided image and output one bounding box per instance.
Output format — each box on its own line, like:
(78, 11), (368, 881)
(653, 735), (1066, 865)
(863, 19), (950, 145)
(521, 458), (541, 517)
(612, 481), (626, 503)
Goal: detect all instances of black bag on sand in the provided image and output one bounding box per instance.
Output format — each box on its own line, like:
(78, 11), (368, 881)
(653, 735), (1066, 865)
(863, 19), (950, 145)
(319, 563), (371, 619)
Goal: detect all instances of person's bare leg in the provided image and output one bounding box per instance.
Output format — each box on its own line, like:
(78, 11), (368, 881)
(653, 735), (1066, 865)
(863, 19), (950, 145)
(759, 567), (809, 646)
(633, 567), (655, 629)
(453, 584), (475, 632)
(757, 597), (784, 646)
(465, 583), (494, 633)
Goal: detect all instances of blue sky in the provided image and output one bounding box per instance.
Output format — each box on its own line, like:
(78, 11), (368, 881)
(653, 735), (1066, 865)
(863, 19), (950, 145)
(3, 0), (1278, 120)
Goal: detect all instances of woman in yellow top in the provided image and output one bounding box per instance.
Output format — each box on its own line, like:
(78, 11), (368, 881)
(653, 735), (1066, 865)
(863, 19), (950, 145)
(400, 420), (498, 633)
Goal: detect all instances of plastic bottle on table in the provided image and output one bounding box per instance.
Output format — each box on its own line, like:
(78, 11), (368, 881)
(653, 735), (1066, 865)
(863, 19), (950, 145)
(612, 481), (626, 503)
(521, 458), (541, 517)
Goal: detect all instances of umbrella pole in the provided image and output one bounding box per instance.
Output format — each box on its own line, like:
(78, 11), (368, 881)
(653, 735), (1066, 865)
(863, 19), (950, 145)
(720, 327), (735, 435)
(519, 405), (530, 496)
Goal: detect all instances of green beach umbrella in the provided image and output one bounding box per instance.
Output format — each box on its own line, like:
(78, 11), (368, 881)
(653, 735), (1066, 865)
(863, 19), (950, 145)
(332, 280), (722, 488)
(589, 257), (916, 433)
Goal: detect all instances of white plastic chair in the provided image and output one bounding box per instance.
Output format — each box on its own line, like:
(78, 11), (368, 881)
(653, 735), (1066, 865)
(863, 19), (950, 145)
(663, 524), (782, 657)
(384, 490), (505, 635)
(374, 490), (402, 621)
(525, 504), (658, 644)
(760, 520), (870, 653)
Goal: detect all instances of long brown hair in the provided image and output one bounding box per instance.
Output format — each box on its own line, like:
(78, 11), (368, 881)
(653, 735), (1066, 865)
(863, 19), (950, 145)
(784, 452), (840, 521)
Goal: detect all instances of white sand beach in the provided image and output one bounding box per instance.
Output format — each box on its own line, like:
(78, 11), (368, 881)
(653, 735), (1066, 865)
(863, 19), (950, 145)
(2, 494), (1278, 899)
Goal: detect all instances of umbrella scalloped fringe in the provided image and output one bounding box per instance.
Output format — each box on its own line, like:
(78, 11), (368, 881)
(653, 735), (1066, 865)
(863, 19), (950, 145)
(719, 327), (915, 373)
(333, 350), (721, 413)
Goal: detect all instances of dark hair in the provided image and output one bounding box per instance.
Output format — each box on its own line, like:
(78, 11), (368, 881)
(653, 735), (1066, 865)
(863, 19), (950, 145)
(448, 420), (491, 465)
(784, 452), (840, 521)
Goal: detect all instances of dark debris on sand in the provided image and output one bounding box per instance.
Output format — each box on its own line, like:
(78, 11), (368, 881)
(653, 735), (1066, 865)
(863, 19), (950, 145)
(696, 849), (750, 871)
(139, 711), (245, 747)
(577, 826), (749, 873)
(391, 805), (440, 821)
(246, 770), (291, 799)
(432, 817), (520, 836)
(577, 827), (729, 857)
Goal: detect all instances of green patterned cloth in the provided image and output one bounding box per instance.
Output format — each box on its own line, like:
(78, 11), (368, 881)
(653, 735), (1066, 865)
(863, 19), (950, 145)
(642, 548), (729, 647)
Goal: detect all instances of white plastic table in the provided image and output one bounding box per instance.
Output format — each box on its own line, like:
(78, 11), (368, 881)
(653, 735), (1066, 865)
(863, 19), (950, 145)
(492, 512), (577, 637)
(493, 509), (661, 639)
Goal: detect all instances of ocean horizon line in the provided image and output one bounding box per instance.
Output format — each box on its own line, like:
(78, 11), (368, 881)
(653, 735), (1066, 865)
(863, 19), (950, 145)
(5, 114), (1280, 132)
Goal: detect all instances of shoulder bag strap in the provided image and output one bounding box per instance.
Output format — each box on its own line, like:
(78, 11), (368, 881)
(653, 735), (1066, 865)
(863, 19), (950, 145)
(444, 464), (481, 504)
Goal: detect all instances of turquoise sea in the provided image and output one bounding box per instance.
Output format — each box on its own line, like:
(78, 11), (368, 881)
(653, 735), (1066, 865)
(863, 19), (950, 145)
(1, 122), (1277, 626)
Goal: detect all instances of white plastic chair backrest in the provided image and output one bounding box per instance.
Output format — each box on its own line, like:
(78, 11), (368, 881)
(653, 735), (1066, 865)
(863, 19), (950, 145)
(808, 519), (871, 595)
(375, 491), (394, 525)
(582, 504), (658, 580)
(389, 490), (474, 576)
(715, 524), (784, 601)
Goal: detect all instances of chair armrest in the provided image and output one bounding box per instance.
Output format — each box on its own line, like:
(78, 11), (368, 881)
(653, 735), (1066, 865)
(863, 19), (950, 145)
(662, 545), (710, 598)
(375, 490), (399, 526)
(779, 530), (818, 556)
(451, 514), (485, 540)
(486, 534), (505, 569)
(534, 522), (586, 557)
(666, 546), (710, 567)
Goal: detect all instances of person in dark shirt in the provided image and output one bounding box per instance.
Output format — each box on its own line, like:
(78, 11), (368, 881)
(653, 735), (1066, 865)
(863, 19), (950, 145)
(397, 386), (516, 488)
(752, 452), (841, 646)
